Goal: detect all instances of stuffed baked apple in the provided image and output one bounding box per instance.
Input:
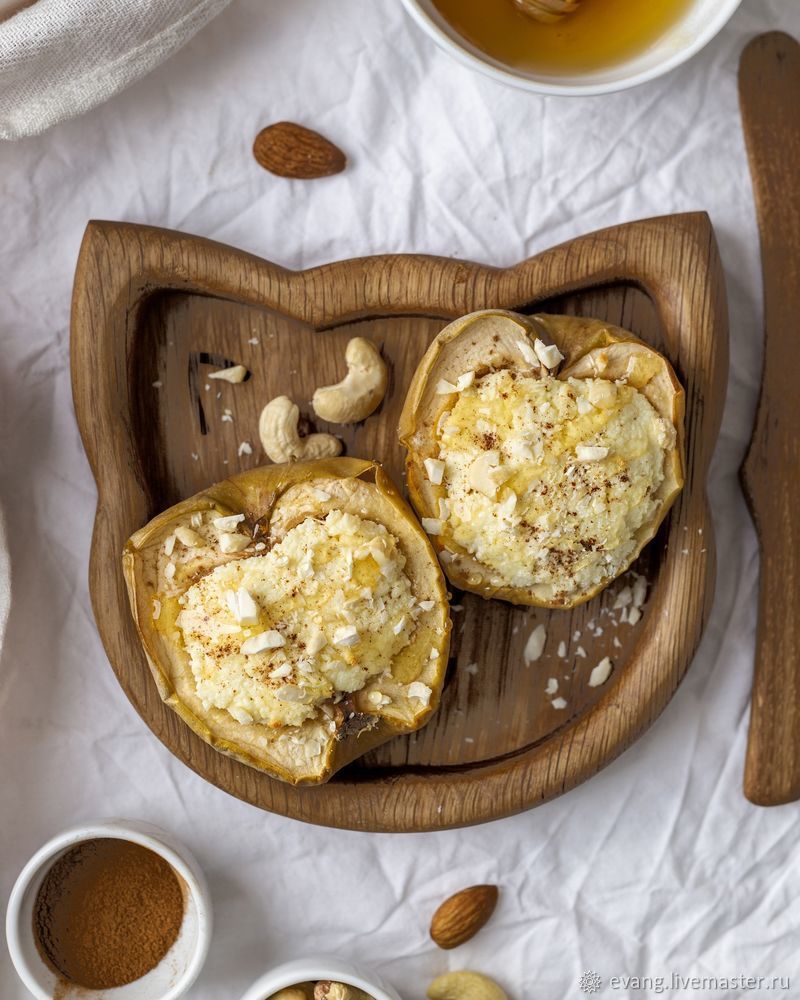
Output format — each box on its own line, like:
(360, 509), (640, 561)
(123, 459), (451, 785)
(399, 310), (684, 608)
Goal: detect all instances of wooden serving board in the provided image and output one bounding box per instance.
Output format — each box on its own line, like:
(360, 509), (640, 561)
(71, 214), (727, 831)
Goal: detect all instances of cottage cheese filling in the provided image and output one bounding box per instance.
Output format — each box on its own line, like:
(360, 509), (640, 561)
(176, 510), (418, 728)
(434, 369), (674, 600)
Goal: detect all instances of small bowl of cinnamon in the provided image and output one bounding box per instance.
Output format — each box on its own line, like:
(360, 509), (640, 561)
(5, 819), (212, 1000)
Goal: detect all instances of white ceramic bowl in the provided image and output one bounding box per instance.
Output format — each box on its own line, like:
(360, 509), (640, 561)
(239, 957), (402, 1000)
(400, 0), (742, 95)
(6, 819), (212, 1000)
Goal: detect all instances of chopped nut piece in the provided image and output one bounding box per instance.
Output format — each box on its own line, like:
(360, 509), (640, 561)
(424, 457), (446, 485)
(214, 513), (246, 531)
(516, 337), (539, 367)
(588, 656), (613, 687)
(408, 681), (432, 705)
(208, 364), (248, 383)
(576, 444), (609, 462)
(333, 624), (359, 647)
(175, 525), (206, 548)
(613, 586), (633, 609)
(219, 532), (250, 554)
(241, 629), (285, 654)
(534, 337), (564, 369)
(524, 623), (546, 664)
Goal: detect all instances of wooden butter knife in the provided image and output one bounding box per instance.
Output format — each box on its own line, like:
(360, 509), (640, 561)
(739, 31), (800, 806)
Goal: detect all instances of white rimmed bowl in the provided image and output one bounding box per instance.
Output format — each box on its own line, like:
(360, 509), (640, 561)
(399, 0), (742, 96)
(239, 957), (402, 1000)
(5, 819), (212, 1000)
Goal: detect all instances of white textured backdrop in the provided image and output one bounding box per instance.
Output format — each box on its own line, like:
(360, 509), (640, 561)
(2, 2), (799, 997)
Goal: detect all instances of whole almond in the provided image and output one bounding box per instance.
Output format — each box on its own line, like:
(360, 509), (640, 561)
(253, 122), (346, 179)
(430, 884), (499, 950)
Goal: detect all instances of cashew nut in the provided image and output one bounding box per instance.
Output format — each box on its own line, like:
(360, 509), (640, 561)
(270, 988), (314, 1000)
(259, 396), (342, 464)
(427, 971), (508, 1000)
(312, 337), (388, 424)
(513, 0), (579, 22)
(314, 984), (372, 1000)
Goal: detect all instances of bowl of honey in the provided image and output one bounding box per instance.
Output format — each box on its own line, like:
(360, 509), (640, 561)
(400, 0), (742, 95)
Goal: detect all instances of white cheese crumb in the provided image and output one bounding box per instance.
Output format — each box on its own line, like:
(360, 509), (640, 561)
(424, 458), (446, 485)
(465, 662), (479, 675)
(269, 663), (292, 679)
(242, 630), (285, 654)
(627, 607), (642, 626)
(613, 636), (622, 649)
(551, 697), (568, 710)
(430, 647), (439, 660)
(524, 624), (547, 664)
(576, 396), (594, 415)
(438, 498), (450, 520)
(164, 561), (176, 580)
(190, 512), (203, 528)
(418, 600), (435, 611)
(545, 677), (559, 695)
(589, 656), (613, 687)
(575, 645), (587, 658)
(152, 599), (162, 621)
(164, 534), (176, 557)
(309, 488), (332, 502)
(237, 441), (253, 457)
(436, 378), (457, 394)
(421, 517), (444, 535)
(408, 681), (432, 705)
(152, 380), (162, 388)
(557, 640), (567, 658)
(368, 690), (383, 705)
(208, 365), (248, 383)
(534, 338), (564, 370)
(392, 617), (406, 635)
(333, 625), (360, 647)
(576, 444), (610, 462)
(254, 541), (266, 551)
(221, 409), (234, 422)
(456, 370), (475, 390)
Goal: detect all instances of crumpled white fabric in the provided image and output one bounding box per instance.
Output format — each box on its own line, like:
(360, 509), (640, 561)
(0, 0), (230, 140)
(2, 1), (800, 998)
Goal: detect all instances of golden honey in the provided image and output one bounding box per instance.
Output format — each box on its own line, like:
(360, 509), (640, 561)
(431, 0), (693, 75)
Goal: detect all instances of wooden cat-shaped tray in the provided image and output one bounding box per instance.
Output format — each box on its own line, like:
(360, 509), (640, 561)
(71, 214), (727, 831)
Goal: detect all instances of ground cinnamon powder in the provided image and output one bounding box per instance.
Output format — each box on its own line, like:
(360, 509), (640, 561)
(33, 838), (185, 990)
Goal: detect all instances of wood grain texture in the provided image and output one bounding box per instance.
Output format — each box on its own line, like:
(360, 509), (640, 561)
(70, 214), (727, 831)
(739, 32), (800, 806)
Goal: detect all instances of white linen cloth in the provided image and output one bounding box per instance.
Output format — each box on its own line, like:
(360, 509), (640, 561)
(1, 2), (799, 997)
(0, 0), (230, 140)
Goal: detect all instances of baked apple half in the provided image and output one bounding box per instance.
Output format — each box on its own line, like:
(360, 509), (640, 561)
(123, 459), (451, 785)
(399, 310), (684, 608)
